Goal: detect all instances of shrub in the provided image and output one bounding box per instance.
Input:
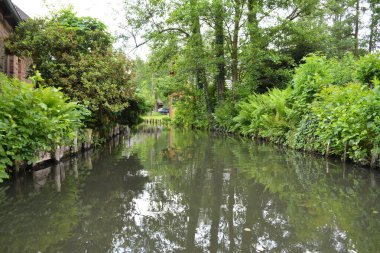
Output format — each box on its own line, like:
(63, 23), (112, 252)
(289, 54), (333, 118)
(228, 53), (380, 166)
(356, 53), (380, 85)
(287, 113), (322, 152)
(233, 87), (293, 143)
(213, 100), (238, 132)
(172, 94), (209, 129)
(329, 54), (356, 85)
(0, 74), (88, 181)
(289, 54), (356, 120)
(309, 82), (380, 163)
(6, 9), (136, 130)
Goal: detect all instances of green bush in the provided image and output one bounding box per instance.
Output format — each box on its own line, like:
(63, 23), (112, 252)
(6, 9), (137, 130)
(213, 100), (238, 132)
(230, 53), (380, 166)
(329, 54), (357, 85)
(356, 53), (380, 85)
(289, 54), (356, 120)
(289, 54), (333, 119)
(172, 95), (209, 129)
(0, 74), (88, 181)
(287, 113), (322, 152)
(233, 87), (293, 143)
(310, 82), (380, 163)
(115, 97), (149, 126)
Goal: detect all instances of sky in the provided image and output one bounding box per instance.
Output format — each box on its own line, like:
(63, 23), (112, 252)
(11, 0), (147, 58)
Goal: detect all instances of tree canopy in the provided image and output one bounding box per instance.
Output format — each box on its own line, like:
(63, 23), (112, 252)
(6, 8), (140, 127)
(124, 0), (380, 127)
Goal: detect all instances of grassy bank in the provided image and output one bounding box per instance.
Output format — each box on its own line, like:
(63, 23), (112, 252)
(142, 113), (171, 125)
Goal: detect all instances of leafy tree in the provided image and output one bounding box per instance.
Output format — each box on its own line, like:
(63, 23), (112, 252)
(6, 9), (137, 128)
(213, 0), (226, 103)
(368, 0), (380, 52)
(134, 58), (156, 109)
(124, 0), (379, 129)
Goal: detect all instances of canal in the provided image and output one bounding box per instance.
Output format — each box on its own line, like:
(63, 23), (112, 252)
(0, 126), (379, 253)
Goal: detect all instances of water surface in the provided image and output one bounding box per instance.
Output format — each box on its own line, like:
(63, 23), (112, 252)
(0, 126), (379, 253)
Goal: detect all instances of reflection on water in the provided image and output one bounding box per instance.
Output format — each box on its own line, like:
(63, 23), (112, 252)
(0, 126), (379, 253)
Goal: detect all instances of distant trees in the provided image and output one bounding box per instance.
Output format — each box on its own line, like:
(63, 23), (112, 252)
(124, 0), (380, 128)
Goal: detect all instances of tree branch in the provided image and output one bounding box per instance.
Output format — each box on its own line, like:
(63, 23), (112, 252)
(128, 27), (190, 53)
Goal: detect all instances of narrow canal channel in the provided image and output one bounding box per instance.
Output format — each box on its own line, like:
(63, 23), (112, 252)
(0, 126), (379, 253)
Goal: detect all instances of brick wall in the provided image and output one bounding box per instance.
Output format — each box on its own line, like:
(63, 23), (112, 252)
(0, 11), (11, 74)
(0, 11), (31, 82)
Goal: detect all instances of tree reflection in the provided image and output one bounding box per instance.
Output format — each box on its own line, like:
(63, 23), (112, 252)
(126, 128), (380, 252)
(0, 126), (379, 252)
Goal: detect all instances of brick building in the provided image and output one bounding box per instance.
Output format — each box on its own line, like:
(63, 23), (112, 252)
(0, 0), (30, 81)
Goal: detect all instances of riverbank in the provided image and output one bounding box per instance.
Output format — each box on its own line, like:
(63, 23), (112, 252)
(142, 115), (171, 126)
(0, 73), (137, 181)
(1, 9), (147, 182)
(208, 54), (380, 169)
(7, 125), (131, 176)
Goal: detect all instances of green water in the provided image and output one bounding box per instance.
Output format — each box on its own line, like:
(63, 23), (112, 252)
(0, 126), (379, 253)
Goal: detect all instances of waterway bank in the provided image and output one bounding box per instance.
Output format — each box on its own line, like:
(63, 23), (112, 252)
(7, 125), (130, 178)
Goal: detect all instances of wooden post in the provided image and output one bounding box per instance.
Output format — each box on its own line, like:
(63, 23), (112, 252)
(326, 141), (330, 157)
(169, 94), (174, 118)
(169, 128), (173, 146)
(371, 147), (378, 168)
(343, 142), (347, 162)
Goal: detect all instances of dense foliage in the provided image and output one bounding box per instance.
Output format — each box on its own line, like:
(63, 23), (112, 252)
(233, 87), (293, 143)
(0, 74), (88, 182)
(231, 53), (380, 166)
(1, 9), (148, 180)
(6, 9), (141, 128)
(125, 0), (380, 130)
(172, 91), (210, 129)
(125, 0), (380, 166)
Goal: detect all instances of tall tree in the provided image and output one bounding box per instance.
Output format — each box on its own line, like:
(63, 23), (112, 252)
(354, 0), (360, 56)
(225, 0), (245, 97)
(369, 0), (380, 52)
(213, 0), (226, 103)
(124, 0), (377, 128)
(190, 0), (212, 115)
(6, 9), (136, 126)
(124, 0), (213, 116)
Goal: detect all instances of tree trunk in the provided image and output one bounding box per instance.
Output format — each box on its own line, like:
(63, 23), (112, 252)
(214, 0), (226, 103)
(245, 0), (261, 91)
(190, 0), (213, 116)
(369, 24), (374, 53)
(354, 0), (360, 56)
(247, 0), (259, 42)
(231, 0), (243, 98)
(368, 1), (379, 53)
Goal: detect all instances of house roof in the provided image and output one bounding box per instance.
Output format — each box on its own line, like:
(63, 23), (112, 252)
(13, 3), (29, 21)
(0, 0), (29, 27)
